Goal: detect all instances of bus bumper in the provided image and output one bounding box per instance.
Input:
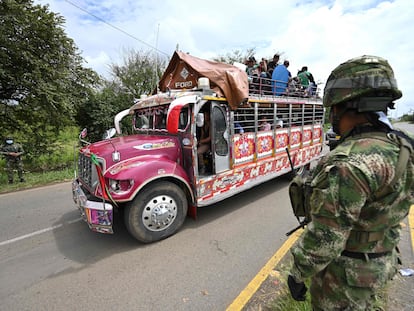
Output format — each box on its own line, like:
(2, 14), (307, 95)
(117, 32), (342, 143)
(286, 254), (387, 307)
(72, 179), (114, 234)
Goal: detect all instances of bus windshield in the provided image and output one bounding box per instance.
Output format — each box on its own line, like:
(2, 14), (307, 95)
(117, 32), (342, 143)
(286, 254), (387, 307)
(133, 106), (169, 131)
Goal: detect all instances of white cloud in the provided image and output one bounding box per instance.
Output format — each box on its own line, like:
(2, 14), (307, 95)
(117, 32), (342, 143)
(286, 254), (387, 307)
(35, 0), (414, 116)
(84, 51), (112, 77)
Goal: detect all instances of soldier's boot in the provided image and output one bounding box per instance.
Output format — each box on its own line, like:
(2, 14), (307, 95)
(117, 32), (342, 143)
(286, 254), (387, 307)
(18, 169), (24, 182)
(18, 169), (25, 182)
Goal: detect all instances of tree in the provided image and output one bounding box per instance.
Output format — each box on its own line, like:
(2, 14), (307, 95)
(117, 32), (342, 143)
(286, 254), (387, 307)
(213, 48), (257, 65)
(0, 0), (98, 161)
(76, 80), (134, 142)
(400, 112), (414, 123)
(77, 49), (168, 141)
(110, 48), (168, 98)
(213, 48), (284, 67)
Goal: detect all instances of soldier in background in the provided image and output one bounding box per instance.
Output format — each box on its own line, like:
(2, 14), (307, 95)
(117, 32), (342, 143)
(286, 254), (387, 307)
(287, 55), (414, 310)
(1, 136), (25, 183)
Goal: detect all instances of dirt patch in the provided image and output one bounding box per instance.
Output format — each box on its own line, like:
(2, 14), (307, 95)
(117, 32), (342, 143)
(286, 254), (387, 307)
(242, 269), (287, 311)
(242, 254), (296, 311)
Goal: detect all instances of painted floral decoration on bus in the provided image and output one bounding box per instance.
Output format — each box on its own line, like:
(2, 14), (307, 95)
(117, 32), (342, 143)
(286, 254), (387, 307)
(290, 130), (302, 149)
(275, 132), (289, 150)
(303, 128), (312, 142)
(313, 125), (322, 142)
(234, 135), (255, 158)
(257, 135), (273, 154)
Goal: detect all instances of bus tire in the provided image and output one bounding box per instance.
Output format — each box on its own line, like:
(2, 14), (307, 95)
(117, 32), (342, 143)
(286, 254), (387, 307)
(124, 181), (188, 243)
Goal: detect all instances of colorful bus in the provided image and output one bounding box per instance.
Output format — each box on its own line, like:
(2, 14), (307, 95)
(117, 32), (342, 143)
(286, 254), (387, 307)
(72, 51), (325, 243)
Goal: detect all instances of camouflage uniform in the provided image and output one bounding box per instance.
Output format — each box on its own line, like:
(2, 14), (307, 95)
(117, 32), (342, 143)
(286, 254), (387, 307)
(291, 131), (413, 310)
(289, 56), (414, 310)
(1, 138), (25, 183)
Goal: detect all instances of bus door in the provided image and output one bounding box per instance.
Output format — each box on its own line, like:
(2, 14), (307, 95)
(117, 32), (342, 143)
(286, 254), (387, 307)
(211, 102), (230, 173)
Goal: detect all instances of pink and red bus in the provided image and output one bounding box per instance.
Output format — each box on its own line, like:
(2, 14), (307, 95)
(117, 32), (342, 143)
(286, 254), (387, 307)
(72, 52), (325, 243)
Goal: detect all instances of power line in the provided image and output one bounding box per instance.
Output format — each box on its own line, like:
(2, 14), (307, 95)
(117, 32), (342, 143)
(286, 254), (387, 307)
(63, 0), (170, 57)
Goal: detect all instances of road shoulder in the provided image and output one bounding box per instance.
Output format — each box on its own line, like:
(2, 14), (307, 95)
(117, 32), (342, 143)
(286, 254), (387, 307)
(238, 207), (414, 310)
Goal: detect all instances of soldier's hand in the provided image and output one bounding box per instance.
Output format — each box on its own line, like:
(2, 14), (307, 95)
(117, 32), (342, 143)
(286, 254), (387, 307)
(287, 275), (307, 301)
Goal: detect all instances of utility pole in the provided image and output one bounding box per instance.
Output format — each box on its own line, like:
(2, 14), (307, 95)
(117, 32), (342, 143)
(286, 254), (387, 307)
(154, 23), (160, 92)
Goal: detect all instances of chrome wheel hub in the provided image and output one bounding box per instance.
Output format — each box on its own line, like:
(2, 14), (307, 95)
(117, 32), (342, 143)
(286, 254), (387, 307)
(142, 195), (177, 231)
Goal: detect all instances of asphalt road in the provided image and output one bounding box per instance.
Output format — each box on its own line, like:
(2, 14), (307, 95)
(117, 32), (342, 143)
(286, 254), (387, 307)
(394, 121), (414, 134)
(0, 174), (298, 311)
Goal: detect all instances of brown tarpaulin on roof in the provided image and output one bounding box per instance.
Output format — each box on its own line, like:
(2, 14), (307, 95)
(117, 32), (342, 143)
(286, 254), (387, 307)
(158, 51), (249, 110)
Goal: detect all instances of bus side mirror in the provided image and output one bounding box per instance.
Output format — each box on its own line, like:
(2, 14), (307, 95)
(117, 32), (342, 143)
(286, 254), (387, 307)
(102, 128), (116, 140)
(196, 113), (204, 127)
(79, 128), (87, 139)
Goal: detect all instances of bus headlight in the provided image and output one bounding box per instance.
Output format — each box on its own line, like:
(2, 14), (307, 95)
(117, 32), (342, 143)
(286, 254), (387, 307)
(108, 179), (134, 193)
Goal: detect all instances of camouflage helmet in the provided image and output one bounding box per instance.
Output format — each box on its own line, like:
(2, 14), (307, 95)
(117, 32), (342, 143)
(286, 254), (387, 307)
(323, 55), (402, 109)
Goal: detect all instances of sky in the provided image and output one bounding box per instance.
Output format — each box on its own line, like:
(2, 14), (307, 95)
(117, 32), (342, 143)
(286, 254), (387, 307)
(34, 0), (414, 117)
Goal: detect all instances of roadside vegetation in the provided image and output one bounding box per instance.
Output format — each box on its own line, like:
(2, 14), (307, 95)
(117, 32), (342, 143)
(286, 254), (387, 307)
(267, 282), (387, 311)
(259, 263), (387, 311)
(0, 1), (166, 193)
(0, 126), (77, 194)
(268, 271), (313, 311)
(399, 113), (414, 122)
(0, 168), (73, 194)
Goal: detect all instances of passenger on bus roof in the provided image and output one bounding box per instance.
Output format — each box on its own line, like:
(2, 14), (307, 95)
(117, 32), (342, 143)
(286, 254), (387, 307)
(267, 54), (280, 76)
(272, 60), (291, 96)
(297, 66), (316, 97)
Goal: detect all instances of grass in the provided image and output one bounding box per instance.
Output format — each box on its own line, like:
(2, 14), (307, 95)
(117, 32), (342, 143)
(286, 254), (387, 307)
(0, 167), (74, 194)
(266, 263), (313, 311)
(266, 263), (388, 311)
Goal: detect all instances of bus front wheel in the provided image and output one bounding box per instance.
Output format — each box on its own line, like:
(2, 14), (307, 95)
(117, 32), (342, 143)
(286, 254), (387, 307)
(124, 181), (188, 243)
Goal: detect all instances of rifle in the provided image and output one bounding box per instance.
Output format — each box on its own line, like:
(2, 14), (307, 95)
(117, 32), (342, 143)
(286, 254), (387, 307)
(286, 220), (308, 236)
(285, 147), (310, 236)
(0, 151), (22, 156)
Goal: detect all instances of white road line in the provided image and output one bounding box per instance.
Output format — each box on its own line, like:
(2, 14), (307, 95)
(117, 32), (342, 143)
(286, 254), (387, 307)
(0, 217), (82, 247)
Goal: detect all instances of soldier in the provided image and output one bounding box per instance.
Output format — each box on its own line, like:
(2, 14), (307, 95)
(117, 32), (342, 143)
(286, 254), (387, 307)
(287, 55), (414, 310)
(1, 136), (25, 183)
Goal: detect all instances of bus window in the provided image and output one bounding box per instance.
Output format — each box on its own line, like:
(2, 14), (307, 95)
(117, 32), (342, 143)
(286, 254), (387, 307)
(236, 107), (254, 133)
(134, 114), (149, 129)
(257, 106), (273, 131)
(273, 104), (287, 128)
(178, 107), (189, 130)
(234, 112), (245, 134)
(154, 114), (166, 129)
(213, 106), (228, 156)
(291, 104), (303, 126)
(304, 104), (314, 125)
